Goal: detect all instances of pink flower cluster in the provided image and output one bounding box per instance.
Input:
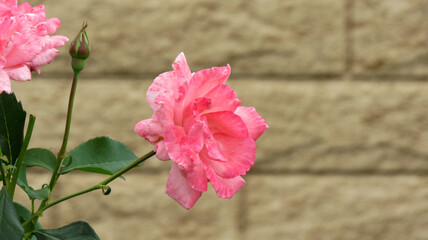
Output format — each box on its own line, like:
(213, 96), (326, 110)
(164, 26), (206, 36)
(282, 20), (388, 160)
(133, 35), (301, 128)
(0, 0), (68, 94)
(135, 53), (268, 209)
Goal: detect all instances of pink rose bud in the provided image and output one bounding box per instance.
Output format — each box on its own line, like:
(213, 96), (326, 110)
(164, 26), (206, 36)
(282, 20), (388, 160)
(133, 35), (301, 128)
(69, 22), (91, 72)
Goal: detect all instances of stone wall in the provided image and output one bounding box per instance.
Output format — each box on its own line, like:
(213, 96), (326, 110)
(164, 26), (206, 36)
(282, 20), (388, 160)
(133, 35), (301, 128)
(13, 0), (428, 239)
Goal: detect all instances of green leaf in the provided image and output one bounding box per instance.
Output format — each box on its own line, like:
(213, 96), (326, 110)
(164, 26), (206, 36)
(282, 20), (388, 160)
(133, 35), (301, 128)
(17, 161), (50, 201)
(24, 148), (57, 172)
(61, 137), (137, 175)
(33, 221), (100, 240)
(21, 185), (49, 201)
(0, 92), (26, 165)
(13, 202), (42, 233)
(17, 148), (56, 200)
(18, 163), (28, 187)
(0, 187), (25, 240)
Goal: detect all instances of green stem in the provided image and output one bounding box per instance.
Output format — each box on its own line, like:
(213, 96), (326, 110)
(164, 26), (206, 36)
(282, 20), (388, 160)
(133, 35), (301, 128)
(48, 150), (155, 210)
(57, 71), (80, 160)
(0, 164), (5, 188)
(22, 150), (155, 229)
(0, 148), (8, 188)
(31, 71), (80, 226)
(51, 71), (80, 190)
(9, 115), (36, 200)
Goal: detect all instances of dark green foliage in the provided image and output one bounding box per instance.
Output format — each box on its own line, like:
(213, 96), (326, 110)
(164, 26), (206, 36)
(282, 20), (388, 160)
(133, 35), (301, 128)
(0, 187), (25, 240)
(33, 221), (100, 240)
(0, 92), (26, 165)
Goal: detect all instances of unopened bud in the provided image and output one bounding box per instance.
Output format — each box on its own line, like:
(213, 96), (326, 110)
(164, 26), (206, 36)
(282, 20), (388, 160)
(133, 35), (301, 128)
(69, 22), (91, 72)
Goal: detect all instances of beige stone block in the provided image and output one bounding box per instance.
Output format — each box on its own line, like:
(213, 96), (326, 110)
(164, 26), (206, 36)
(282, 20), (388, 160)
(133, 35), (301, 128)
(44, 172), (239, 240)
(11, 78), (167, 171)
(12, 78), (428, 173)
(227, 80), (428, 173)
(246, 175), (428, 240)
(353, 0), (428, 75)
(21, 0), (345, 76)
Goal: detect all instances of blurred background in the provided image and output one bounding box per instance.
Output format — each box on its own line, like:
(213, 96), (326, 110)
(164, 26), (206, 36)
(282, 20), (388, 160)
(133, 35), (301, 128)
(13, 0), (428, 239)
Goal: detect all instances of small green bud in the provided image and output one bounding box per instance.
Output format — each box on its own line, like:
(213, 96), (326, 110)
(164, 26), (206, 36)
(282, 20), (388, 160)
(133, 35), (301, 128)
(69, 22), (91, 72)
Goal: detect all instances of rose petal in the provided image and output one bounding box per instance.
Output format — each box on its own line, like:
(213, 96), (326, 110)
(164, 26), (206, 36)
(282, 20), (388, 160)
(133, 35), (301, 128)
(0, 57), (6, 69)
(202, 121), (227, 162)
(30, 66), (40, 74)
(164, 125), (192, 168)
(202, 134), (256, 178)
(165, 163), (202, 210)
(5, 64), (31, 81)
(184, 64), (231, 108)
(134, 119), (155, 141)
(188, 122), (204, 152)
(35, 18), (61, 34)
(186, 154), (208, 192)
(21, 2), (39, 13)
(1, 0), (15, 8)
(182, 98), (212, 131)
(204, 111), (249, 138)
(172, 52), (191, 84)
(165, 124), (208, 192)
(39, 35), (69, 49)
(202, 84), (241, 114)
(235, 107), (269, 141)
(0, 18), (12, 39)
(4, 40), (43, 67)
(154, 141), (170, 161)
(0, 70), (11, 94)
(28, 48), (59, 66)
(146, 71), (177, 110)
(134, 119), (170, 161)
(150, 91), (176, 132)
(204, 166), (245, 199)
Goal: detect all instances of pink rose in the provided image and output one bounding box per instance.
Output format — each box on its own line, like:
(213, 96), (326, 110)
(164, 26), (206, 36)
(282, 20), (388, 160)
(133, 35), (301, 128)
(0, 0), (68, 94)
(135, 53), (268, 209)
